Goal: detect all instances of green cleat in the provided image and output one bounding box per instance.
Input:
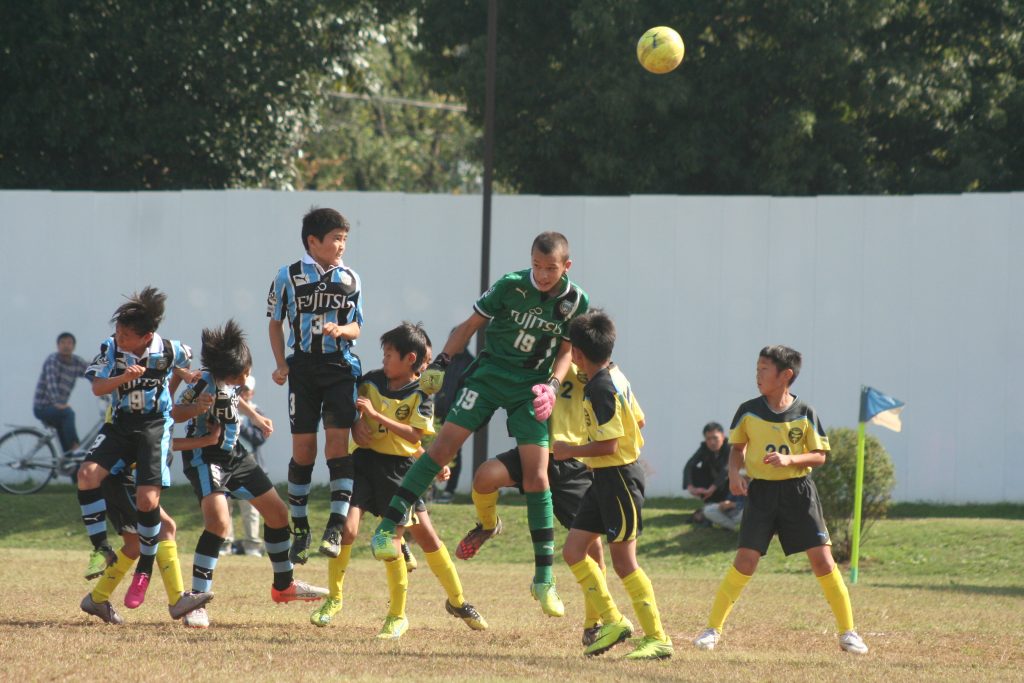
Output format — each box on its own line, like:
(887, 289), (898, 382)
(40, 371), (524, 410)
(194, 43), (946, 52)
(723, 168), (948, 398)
(319, 528), (341, 558)
(624, 636), (674, 660)
(310, 597), (343, 627)
(445, 600), (488, 630)
(370, 528), (399, 561)
(377, 615), (409, 639)
(584, 617), (634, 656)
(530, 581), (565, 618)
(84, 545), (117, 580)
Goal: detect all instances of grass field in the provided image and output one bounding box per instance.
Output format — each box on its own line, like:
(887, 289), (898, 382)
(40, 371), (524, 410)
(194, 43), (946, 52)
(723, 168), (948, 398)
(2, 486), (1023, 681)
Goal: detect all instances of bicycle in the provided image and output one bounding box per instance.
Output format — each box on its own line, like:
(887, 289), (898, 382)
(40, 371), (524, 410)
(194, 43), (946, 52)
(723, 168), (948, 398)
(0, 398), (110, 494)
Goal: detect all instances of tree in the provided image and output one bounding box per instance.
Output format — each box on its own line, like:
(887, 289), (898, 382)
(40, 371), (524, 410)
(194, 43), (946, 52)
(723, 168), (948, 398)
(295, 18), (483, 193)
(413, 0), (1024, 194)
(0, 0), (414, 189)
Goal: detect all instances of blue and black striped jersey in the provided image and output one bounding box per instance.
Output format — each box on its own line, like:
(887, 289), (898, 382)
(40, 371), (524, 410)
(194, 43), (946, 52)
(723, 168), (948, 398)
(180, 370), (241, 458)
(86, 334), (192, 418)
(267, 254), (363, 361)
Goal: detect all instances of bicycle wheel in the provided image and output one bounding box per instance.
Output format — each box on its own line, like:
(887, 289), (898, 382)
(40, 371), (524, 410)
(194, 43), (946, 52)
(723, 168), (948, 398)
(0, 428), (59, 494)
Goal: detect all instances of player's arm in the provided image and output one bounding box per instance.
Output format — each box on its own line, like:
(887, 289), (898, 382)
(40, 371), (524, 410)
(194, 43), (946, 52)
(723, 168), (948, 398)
(420, 313), (487, 395)
(763, 449), (827, 469)
(268, 319), (289, 385)
(91, 366), (145, 396)
(237, 396), (273, 437)
(172, 423), (221, 451)
(324, 320), (361, 341)
(443, 313), (488, 358)
(549, 338), (573, 384)
(355, 396), (424, 444)
(728, 443), (748, 496)
(551, 437), (617, 461)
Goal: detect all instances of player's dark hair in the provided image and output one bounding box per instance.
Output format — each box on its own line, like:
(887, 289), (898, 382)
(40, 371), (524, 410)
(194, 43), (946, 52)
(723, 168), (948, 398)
(531, 231), (570, 262)
(380, 322), (432, 368)
(569, 309), (615, 364)
(111, 286), (165, 334)
(201, 319), (253, 380)
(57, 332), (76, 345)
(302, 207), (350, 251)
(703, 421), (724, 435)
(759, 345), (802, 385)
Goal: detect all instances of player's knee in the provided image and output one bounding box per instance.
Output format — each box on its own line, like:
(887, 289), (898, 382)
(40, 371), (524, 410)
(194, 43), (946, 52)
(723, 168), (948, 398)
(76, 462), (103, 488)
(473, 461), (509, 492)
(291, 435), (317, 464)
(734, 549), (760, 575)
(257, 495), (289, 528)
(521, 470), (549, 492)
(159, 515), (177, 539)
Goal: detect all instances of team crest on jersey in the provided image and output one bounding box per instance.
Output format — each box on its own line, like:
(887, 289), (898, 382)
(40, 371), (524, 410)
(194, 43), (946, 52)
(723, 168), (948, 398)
(154, 356), (169, 371)
(558, 299), (574, 316)
(395, 405), (411, 421)
(788, 427), (803, 444)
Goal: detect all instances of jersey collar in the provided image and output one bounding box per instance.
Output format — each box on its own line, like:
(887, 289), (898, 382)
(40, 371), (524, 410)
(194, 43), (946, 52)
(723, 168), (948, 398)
(302, 252), (344, 276)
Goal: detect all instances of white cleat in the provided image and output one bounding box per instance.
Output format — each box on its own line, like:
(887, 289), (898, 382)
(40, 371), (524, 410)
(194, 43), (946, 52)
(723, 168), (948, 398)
(839, 630), (869, 654)
(693, 627), (721, 651)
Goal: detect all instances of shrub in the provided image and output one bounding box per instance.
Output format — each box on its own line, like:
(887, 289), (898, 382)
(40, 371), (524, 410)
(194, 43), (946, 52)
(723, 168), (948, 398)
(813, 427), (896, 562)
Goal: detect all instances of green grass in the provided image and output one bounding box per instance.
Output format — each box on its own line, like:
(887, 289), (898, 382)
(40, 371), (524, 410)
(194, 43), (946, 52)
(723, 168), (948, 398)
(2, 485), (1024, 681)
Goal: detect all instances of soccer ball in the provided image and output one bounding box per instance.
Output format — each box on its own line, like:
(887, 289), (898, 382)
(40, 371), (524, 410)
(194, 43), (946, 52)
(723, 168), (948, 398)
(636, 26), (685, 74)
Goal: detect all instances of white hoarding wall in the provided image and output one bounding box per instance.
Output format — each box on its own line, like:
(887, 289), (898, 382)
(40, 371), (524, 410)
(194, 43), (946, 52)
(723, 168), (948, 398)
(1, 190), (1020, 502)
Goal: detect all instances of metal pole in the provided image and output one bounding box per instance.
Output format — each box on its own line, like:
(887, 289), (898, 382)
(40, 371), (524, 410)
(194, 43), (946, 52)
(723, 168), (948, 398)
(472, 0), (497, 475)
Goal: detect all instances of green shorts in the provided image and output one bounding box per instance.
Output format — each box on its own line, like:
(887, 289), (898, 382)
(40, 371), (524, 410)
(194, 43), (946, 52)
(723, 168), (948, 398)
(444, 359), (549, 447)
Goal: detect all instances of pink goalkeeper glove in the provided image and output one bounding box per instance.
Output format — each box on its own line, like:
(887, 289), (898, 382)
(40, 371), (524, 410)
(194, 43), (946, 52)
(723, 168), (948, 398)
(531, 380), (559, 422)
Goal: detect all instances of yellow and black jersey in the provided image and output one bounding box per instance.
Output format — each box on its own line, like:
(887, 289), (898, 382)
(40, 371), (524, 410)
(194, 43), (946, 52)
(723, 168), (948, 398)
(729, 395), (830, 481)
(351, 369), (434, 457)
(549, 363), (588, 447)
(581, 364), (645, 469)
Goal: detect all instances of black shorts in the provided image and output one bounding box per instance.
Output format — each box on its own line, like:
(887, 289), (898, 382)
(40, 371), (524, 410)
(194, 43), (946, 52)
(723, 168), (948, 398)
(183, 447), (275, 501)
(85, 415), (171, 488)
(287, 351), (359, 433)
(350, 448), (426, 525)
(571, 461), (645, 543)
(496, 448), (594, 529)
(738, 476), (831, 556)
(102, 474), (138, 535)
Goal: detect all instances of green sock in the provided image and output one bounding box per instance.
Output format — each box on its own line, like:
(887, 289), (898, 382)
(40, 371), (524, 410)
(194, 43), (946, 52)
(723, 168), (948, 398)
(526, 489), (555, 584)
(378, 456), (442, 533)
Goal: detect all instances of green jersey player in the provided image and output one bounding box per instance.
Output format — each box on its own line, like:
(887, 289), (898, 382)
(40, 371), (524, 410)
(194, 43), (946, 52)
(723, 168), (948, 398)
(370, 232), (588, 618)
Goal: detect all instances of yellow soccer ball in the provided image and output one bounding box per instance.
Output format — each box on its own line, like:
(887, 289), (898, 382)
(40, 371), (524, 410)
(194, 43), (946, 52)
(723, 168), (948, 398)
(636, 26), (685, 74)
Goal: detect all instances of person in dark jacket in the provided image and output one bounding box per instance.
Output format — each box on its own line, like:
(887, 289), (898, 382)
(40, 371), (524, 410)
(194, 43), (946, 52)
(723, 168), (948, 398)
(683, 422), (730, 525)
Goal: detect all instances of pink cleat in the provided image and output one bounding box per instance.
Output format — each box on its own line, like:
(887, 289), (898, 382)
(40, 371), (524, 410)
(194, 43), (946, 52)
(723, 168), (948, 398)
(124, 572), (151, 609)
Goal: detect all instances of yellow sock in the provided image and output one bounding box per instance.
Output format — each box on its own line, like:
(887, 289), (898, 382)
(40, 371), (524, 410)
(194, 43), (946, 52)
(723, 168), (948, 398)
(472, 488), (500, 530)
(622, 567), (667, 641)
(156, 540), (185, 606)
(425, 545), (465, 607)
(583, 569), (602, 628)
(708, 565), (752, 630)
(328, 544), (353, 600)
(91, 549), (134, 603)
(569, 556), (622, 625)
(385, 557), (408, 618)
(817, 566), (855, 632)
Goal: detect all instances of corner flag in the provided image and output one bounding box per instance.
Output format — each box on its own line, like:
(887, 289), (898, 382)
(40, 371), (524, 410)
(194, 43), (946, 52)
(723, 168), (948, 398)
(851, 386), (905, 584)
(860, 386), (905, 432)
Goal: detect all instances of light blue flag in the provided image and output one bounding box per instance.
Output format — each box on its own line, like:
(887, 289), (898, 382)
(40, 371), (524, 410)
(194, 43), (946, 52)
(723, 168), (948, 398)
(859, 386), (905, 432)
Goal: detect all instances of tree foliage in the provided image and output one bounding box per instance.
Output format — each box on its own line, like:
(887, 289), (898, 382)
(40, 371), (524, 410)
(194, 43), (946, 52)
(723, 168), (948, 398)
(414, 0), (1024, 194)
(296, 18), (483, 193)
(815, 427), (896, 563)
(0, 0), (413, 189)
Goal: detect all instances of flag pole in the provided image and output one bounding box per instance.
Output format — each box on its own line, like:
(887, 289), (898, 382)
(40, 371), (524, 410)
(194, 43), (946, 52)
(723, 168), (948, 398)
(850, 420), (867, 584)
